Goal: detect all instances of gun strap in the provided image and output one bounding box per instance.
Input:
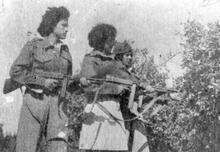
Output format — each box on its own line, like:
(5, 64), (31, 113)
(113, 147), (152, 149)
(46, 137), (74, 149)
(95, 102), (127, 134)
(91, 86), (102, 111)
(89, 85), (138, 123)
(96, 102), (141, 123)
(90, 122), (102, 149)
(87, 79), (142, 123)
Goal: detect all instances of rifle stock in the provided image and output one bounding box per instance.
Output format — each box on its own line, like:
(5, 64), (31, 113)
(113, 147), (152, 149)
(3, 78), (21, 94)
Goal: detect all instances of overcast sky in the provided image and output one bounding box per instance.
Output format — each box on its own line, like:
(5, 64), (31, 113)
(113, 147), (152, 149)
(1, 0), (220, 135)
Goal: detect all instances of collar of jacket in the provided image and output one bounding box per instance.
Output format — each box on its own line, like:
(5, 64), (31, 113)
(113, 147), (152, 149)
(40, 38), (63, 50)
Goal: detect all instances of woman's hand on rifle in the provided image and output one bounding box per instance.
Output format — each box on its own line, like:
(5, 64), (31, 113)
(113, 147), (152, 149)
(80, 77), (90, 86)
(45, 79), (59, 91)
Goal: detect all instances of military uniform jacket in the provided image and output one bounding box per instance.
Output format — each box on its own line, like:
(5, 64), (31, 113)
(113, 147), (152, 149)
(9, 38), (73, 90)
(79, 51), (131, 150)
(80, 50), (126, 96)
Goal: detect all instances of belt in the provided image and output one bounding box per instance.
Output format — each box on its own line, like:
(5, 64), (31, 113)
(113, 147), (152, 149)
(25, 87), (59, 98)
(25, 88), (44, 99)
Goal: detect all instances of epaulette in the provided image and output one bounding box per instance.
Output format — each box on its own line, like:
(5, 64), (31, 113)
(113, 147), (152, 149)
(86, 51), (114, 61)
(24, 38), (44, 54)
(28, 37), (43, 47)
(31, 37), (43, 42)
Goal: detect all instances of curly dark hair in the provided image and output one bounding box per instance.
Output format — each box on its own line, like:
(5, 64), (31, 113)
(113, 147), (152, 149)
(88, 23), (117, 50)
(37, 6), (70, 37)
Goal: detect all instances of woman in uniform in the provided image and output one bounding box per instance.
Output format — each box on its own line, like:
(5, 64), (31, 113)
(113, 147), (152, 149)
(79, 23), (129, 151)
(10, 6), (74, 152)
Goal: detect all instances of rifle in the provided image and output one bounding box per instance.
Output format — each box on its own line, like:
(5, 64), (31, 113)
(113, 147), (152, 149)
(85, 75), (179, 117)
(124, 84), (178, 117)
(134, 87), (179, 117)
(87, 75), (133, 86)
(3, 71), (80, 98)
(86, 75), (136, 106)
(33, 71), (80, 98)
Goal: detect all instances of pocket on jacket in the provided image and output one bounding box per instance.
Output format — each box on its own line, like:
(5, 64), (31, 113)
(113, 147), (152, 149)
(33, 48), (54, 63)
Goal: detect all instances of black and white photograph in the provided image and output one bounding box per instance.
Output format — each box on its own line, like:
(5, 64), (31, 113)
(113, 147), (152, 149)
(1, 0), (220, 151)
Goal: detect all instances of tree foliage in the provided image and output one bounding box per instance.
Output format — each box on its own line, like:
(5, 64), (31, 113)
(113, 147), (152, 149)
(130, 20), (220, 152)
(173, 20), (220, 152)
